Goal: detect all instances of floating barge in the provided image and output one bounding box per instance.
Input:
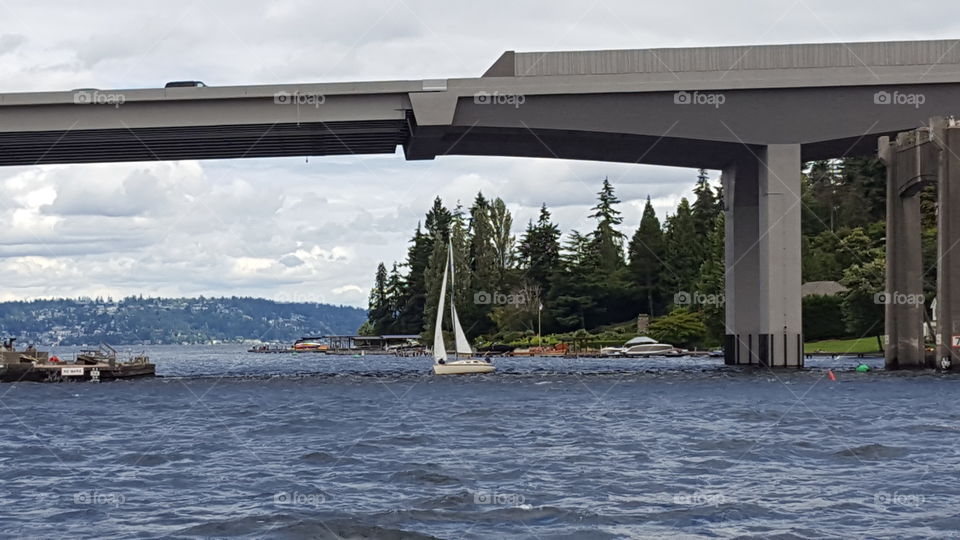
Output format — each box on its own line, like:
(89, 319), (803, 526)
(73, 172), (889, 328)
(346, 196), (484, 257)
(0, 343), (155, 383)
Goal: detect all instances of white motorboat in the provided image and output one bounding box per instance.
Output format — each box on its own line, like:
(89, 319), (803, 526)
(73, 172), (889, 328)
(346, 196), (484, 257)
(621, 336), (679, 357)
(431, 241), (495, 375)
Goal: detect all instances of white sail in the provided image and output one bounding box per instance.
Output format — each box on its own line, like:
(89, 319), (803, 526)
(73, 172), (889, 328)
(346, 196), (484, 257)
(432, 255), (449, 364)
(446, 240), (473, 356)
(452, 305), (473, 356)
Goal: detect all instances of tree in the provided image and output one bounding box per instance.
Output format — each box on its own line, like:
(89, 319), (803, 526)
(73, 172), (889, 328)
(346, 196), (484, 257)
(384, 263), (404, 332)
(547, 231), (598, 330)
(647, 309), (707, 349)
(517, 204), (561, 296)
(691, 169), (720, 239)
(366, 262), (391, 333)
(802, 231), (844, 282)
(468, 193), (497, 286)
(423, 201), (466, 339)
(589, 177), (625, 271)
(839, 157), (886, 227)
(627, 196), (665, 316)
(695, 213), (725, 344)
(804, 159), (838, 234)
(840, 256), (886, 351)
(422, 201), (476, 339)
(661, 198), (702, 300)
(394, 223), (432, 334)
(803, 295), (847, 341)
(467, 193), (498, 335)
(488, 197), (515, 286)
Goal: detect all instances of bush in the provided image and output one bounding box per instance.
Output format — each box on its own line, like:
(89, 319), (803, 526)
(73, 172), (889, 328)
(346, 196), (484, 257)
(647, 309), (707, 348)
(803, 294), (848, 340)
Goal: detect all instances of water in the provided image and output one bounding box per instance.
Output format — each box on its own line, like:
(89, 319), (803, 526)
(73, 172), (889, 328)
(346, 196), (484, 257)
(1, 345), (958, 539)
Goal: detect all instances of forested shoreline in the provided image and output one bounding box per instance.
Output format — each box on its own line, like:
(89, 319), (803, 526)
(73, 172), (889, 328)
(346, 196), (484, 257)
(365, 158), (924, 348)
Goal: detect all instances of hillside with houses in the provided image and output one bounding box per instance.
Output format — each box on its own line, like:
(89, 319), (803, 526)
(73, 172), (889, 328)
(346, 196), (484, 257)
(0, 296), (367, 346)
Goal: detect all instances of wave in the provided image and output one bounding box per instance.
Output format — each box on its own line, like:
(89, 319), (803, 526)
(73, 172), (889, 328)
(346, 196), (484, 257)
(117, 452), (194, 467)
(388, 469), (462, 486)
(177, 515), (441, 539)
(833, 443), (908, 460)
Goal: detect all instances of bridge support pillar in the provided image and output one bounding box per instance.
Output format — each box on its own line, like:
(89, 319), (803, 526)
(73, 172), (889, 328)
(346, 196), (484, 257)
(723, 144), (803, 368)
(878, 132), (929, 369)
(933, 118), (960, 369)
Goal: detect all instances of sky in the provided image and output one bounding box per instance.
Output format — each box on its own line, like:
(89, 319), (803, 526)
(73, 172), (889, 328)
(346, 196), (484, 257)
(1, 0), (959, 307)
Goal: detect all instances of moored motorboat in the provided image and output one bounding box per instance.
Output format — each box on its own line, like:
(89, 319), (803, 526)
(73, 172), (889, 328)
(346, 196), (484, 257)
(292, 338), (329, 352)
(620, 336), (682, 357)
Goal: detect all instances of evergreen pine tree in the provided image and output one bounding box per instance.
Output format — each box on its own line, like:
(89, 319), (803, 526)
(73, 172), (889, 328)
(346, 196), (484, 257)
(691, 168), (720, 240)
(662, 198), (702, 301)
(627, 196), (665, 316)
(466, 193), (503, 336)
(518, 204), (561, 296)
(546, 231), (599, 330)
(488, 197), (515, 288)
(588, 177), (625, 271)
(423, 201), (454, 339)
(395, 223), (432, 334)
(468, 193), (497, 295)
(694, 213), (726, 344)
(384, 263), (404, 332)
(366, 263), (391, 333)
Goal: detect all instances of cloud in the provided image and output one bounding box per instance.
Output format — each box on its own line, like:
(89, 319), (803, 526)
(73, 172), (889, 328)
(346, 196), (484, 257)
(0, 0), (952, 304)
(0, 34), (26, 54)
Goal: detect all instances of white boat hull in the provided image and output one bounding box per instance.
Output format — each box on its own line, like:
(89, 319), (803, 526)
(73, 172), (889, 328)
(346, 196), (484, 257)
(623, 344), (677, 357)
(433, 359), (495, 375)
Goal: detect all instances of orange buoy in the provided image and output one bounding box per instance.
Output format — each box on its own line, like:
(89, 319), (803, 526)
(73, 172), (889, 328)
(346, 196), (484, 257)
(827, 370), (836, 381)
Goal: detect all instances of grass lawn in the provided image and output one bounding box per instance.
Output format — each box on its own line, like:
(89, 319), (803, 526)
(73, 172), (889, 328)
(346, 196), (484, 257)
(804, 337), (883, 355)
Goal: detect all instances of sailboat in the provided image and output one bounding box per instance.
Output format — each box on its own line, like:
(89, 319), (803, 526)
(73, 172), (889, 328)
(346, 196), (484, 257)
(432, 241), (495, 375)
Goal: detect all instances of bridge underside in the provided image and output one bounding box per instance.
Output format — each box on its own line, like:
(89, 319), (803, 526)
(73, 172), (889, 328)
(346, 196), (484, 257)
(0, 120), (899, 169)
(0, 120), (409, 166)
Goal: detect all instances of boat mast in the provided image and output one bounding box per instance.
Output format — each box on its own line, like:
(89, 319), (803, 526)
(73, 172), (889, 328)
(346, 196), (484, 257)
(447, 239), (456, 358)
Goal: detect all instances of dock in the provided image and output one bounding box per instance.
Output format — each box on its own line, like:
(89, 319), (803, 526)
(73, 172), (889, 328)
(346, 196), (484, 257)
(0, 343), (155, 383)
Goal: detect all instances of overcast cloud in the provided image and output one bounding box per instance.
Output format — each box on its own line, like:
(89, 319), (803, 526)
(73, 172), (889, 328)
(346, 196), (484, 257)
(1, 0), (958, 306)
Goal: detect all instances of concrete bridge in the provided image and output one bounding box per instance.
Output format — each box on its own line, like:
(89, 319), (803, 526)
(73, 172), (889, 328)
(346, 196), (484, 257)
(3, 39), (960, 368)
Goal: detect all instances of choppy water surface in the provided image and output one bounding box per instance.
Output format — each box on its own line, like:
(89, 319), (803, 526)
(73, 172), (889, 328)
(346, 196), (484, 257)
(1, 346), (958, 539)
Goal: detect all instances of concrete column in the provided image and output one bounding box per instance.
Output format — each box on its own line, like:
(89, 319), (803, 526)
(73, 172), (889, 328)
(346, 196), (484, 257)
(934, 118), (960, 369)
(879, 131), (929, 369)
(723, 144), (803, 368)
(723, 158), (761, 365)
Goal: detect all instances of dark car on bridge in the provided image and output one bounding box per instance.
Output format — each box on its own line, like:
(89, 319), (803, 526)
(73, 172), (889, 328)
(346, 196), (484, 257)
(164, 80), (207, 88)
